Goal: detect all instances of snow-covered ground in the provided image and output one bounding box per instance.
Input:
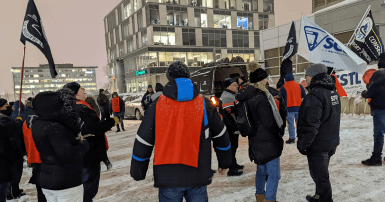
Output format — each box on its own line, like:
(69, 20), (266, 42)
(12, 115), (385, 201)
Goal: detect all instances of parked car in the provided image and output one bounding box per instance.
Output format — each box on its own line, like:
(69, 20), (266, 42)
(123, 94), (144, 120)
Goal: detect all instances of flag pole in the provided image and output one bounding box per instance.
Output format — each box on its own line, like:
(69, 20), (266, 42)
(347, 5), (371, 47)
(18, 44), (26, 117)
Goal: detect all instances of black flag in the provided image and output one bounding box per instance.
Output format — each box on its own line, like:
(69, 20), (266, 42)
(282, 21), (297, 62)
(20, 0), (57, 78)
(350, 10), (384, 64)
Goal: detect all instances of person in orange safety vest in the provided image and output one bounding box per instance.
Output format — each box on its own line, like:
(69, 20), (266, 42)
(279, 73), (306, 144)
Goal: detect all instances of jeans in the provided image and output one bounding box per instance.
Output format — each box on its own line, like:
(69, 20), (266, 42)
(229, 132), (239, 170)
(82, 163), (101, 202)
(0, 182), (10, 202)
(287, 112), (299, 140)
(255, 157), (281, 201)
(42, 185), (83, 202)
(113, 113), (124, 131)
(159, 186), (208, 202)
(372, 110), (385, 157)
(307, 148), (336, 202)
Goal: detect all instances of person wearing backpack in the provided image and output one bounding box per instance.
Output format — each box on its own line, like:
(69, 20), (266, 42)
(110, 92), (125, 133)
(130, 61), (232, 202)
(235, 61), (286, 202)
(141, 85), (154, 111)
(279, 73), (306, 144)
(219, 78), (243, 177)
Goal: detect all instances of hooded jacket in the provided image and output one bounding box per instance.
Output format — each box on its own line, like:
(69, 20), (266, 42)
(76, 100), (115, 167)
(297, 73), (341, 154)
(130, 78), (232, 188)
(11, 101), (28, 121)
(362, 69), (385, 111)
(32, 90), (89, 190)
(0, 112), (19, 183)
(236, 85), (286, 165)
(279, 73), (306, 112)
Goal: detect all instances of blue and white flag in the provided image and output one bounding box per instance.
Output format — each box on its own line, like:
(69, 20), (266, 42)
(298, 15), (367, 74)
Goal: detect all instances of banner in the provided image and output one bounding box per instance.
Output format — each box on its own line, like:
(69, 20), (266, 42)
(298, 15), (367, 74)
(350, 10), (384, 64)
(282, 21), (297, 62)
(20, 0), (57, 78)
(335, 71), (366, 97)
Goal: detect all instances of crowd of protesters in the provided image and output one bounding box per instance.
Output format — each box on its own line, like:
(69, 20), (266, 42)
(0, 54), (384, 202)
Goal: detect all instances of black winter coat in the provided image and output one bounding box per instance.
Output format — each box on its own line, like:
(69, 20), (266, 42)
(77, 102), (115, 167)
(235, 85), (286, 165)
(32, 90), (89, 190)
(297, 73), (341, 154)
(97, 94), (110, 114)
(0, 113), (19, 183)
(362, 69), (385, 111)
(219, 89), (238, 134)
(131, 79), (232, 188)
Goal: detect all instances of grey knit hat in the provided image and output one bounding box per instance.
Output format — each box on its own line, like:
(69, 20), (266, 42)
(305, 64), (328, 77)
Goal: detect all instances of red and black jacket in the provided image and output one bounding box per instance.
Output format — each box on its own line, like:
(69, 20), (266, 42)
(130, 78), (232, 188)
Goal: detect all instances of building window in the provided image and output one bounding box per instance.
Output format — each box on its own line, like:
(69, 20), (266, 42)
(136, 33), (139, 49)
(327, 0), (337, 2)
(202, 0), (213, 7)
(204, 30), (226, 47)
(128, 36), (133, 52)
(254, 31), (259, 48)
(237, 13), (253, 30)
(314, 0), (325, 7)
(153, 27), (175, 45)
(134, 0), (139, 12)
(142, 29), (148, 47)
(259, 14), (269, 30)
(252, 0), (258, 11)
(175, 7), (188, 26)
(132, 17), (136, 33)
(147, 5), (160, 25)
(124, 1), (132, 19)
(241, 0), (252, 11)
(158, 51), (213, 66)
(227, 52), (254, 63)
(232, 30), (249, 48)
(194, 9), (207, 27)
(182, 28), (196, 46)
(137, 9), (143, 30)
(123, 22), (130, 39)
(224, 0), (236, 9)
(263, 0), (274, 13)
(214, 0), (219, 8)
(167, 6), (174, 25)
(214, 11), (231, 29)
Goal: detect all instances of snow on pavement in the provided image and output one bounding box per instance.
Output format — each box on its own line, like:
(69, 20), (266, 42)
(12, 116), (385, 201)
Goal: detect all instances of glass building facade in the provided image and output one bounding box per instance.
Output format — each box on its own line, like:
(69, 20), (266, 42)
(105, 0), (274, 93)
(12, 64), (97, 94)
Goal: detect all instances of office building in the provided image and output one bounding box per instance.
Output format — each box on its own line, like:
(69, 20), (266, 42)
(104, 0), (275, 93)
(12, 64), (98, 94)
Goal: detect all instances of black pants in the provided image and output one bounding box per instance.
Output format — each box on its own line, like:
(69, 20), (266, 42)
(82, 163), (101, 202)
(0, 182), (9, 202)
(7, 156), (23, 198)
(36, 184), (46, 202)
(229, 132), (239, 170)
(307, 147), (336, 202)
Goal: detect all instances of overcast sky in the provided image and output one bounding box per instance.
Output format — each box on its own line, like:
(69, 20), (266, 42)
(0, 0), (311, 95)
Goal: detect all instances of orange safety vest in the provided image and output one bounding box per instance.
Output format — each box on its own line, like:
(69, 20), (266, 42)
(23, 121), (42, 164)
(111, 97), (120, 113)
(283, 81), (302, 108)
(332, 74), (347, 97)
(77, 100), (109, 150)
(154, 94), (205, 168)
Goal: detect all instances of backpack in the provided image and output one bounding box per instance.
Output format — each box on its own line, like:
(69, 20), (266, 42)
(235, 100), (257, 137)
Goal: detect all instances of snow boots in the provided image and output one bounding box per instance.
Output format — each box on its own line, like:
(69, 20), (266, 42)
(236, 164), (245, 170)
(362, 156), (382, 166)
(306, 194), (320, 202)
(255, 194), (265, 202)
(285, 138), (295, 144)
(227, 169), (243, 176)
(104, 160), (113, 170)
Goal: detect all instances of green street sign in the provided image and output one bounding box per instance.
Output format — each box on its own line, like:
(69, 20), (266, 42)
(136, 70), (146, 76)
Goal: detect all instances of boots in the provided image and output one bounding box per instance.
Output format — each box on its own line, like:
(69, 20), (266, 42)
(255, 194), (265, 202)
(362, 155), (382, 166)
(306, 194), (320, 202)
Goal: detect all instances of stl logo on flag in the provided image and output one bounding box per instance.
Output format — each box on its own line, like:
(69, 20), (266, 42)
(356, 17), (373, 42)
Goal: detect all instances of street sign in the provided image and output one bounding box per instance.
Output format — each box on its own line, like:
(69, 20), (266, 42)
(136, 70), (147, 76)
